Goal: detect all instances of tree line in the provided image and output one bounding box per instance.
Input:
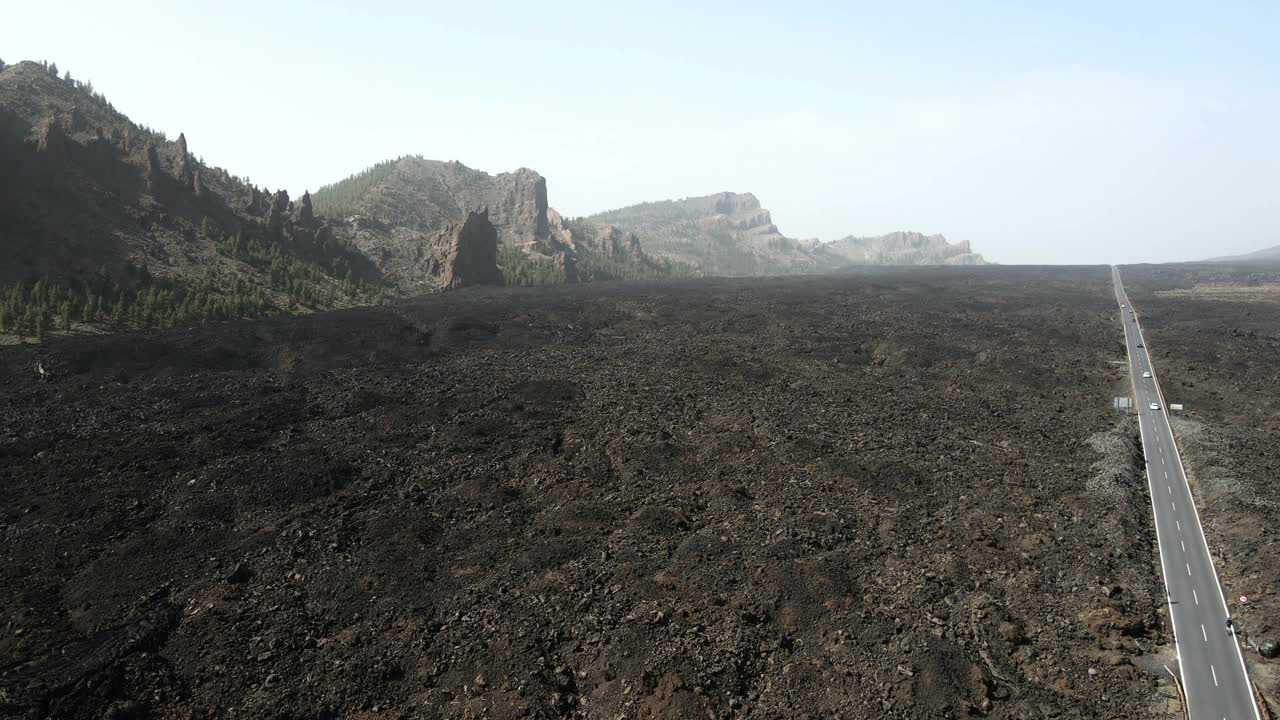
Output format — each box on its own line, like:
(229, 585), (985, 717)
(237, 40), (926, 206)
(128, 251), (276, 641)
(212, 224), (387, 308)
(0, 265), (276, 341)
(311, 157), (421, 219)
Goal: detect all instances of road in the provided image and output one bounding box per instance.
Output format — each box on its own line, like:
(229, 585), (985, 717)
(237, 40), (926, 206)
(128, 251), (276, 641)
(1111, 267), (1260, 720)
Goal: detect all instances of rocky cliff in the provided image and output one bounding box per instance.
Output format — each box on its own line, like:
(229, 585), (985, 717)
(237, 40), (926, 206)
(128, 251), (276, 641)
(586, 192), (826, 275)
(587, 192), (987, 275)
(820, 231), (987, 266)
(427, 210), (501, 289)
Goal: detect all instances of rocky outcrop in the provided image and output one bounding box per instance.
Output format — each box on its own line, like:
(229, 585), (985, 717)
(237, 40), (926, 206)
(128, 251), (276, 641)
(319, 158), (568, 254)
(173, 133), (192, 189)
(487, 168), (550, 251)
(427, 210), (500, 289)
(292, 190), (314, 226)
(31, 115), (67, 162)
(266, 189), (290, 234)
(145, 143), (165, 197)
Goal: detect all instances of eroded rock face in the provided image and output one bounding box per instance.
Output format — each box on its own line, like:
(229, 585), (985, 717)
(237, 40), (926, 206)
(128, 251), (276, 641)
(266, 189), (290, 234)
(145, 143), (165, 196)
(822, 231), (986, 266)
(487, 168), (550, 251)
(31, 115), (67, 161)
(427, 209), (500, 289)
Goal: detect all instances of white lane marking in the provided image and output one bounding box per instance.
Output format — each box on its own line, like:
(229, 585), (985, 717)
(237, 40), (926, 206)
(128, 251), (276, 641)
(1177, 520), (1181, 532)
(1193, 588), (1199, 605)
(1181, 540), (1186, 552)
(1167, 485), (1172, 494)
(1212, 664), (1219, 686)
(1202, 624), (1208, 642)
(1164, 470), (1168, 479)
(1188, 563), (1193, 576)
(1172, 501), (1177, 511)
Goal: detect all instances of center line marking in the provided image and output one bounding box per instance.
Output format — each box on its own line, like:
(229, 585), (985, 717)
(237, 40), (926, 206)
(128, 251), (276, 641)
(1172, 501), (1177, 511)
(1187, 563), (1192, 576)
(1176, 520), (1181, 531)
(1202, 624), (1208, 642)
(1211, 664), (1219, 686)
(1193, 588), (1199, 605)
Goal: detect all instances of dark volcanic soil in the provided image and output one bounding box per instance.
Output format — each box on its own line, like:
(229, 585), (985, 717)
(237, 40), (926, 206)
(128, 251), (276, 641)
(3, 267), (1174, 719)
(1120, 263), (1280, 705)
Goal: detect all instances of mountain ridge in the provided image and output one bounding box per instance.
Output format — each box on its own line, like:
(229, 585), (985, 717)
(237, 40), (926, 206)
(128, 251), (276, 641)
(586, 192), (986, 275)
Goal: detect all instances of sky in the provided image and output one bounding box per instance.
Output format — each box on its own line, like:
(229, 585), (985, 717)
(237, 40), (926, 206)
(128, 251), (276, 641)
(5, 0), (1279, 264)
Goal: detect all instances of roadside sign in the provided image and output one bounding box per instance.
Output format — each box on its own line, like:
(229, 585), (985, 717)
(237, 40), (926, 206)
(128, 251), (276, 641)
(1240, 595), (1249, 605)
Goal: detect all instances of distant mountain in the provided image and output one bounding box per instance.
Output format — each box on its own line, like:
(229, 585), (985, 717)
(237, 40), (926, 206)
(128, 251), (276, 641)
(586, 192), (823, 275)
(1206, 244), (1280, 263)
(820, 232), (985, 267)
(586, 192), (985, 275)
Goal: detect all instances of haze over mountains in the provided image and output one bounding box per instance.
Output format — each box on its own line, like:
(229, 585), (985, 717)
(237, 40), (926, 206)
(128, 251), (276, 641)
(1206, 244), (1280, 263)
(587, 193), (984, 276)
(0, 57), (990, 339)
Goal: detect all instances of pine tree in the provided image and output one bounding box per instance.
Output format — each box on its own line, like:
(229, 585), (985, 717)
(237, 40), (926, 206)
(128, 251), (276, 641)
(36, 313), (47, 342)
(61, 302), (72, 331)
(49, 62), (58, 78)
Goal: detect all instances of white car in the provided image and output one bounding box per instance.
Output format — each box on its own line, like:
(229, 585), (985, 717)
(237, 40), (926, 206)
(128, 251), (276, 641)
(1142, 371), (1152, 378)
(1150, 402), (1161, 410)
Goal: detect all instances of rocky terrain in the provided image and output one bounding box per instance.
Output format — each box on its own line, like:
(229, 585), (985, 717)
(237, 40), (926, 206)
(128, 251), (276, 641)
(586, 193), (986, 276)
(1118, 262), (1280, 706)
(1, 266), (1182, 719)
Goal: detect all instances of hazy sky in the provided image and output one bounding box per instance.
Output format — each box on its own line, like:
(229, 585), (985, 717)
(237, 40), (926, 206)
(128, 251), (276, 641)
(6, 1), (1279, 263)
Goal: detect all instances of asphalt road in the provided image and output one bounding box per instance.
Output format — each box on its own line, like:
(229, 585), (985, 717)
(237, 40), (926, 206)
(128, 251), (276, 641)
(1112, 267), (1260, 720)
